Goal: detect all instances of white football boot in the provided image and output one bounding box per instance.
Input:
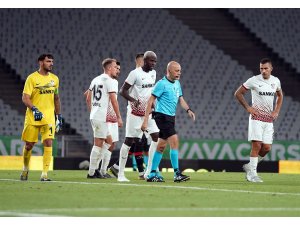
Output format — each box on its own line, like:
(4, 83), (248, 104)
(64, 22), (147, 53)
(247, 174), (263, 183)
(242, 163), (251, 181)
(117, 174), (130, 182)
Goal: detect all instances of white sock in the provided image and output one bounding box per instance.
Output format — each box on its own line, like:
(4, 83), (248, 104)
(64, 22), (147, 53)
(100, 149), (112, 175)
(144, 141), (158, 177)
(118, 143), (130, 177)
(41, 172), (47, 178)
(113, 164), (119, 170)
(96, 143), (111, 170)
(23, 166), (29, 171)
(88, 146), (102, 176)
(249, 157), (258, 176)
(258, 155), (264, 163)
(139, 171), (144, 176)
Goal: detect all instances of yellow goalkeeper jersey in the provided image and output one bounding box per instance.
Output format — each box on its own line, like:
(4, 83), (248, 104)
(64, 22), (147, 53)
(23, 71), (59, 126)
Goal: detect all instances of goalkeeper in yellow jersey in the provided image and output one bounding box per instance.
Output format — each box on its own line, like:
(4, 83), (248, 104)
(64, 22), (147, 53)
(20, 54), (63, 181)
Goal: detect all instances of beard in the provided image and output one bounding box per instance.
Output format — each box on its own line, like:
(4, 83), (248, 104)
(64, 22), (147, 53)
(44, 67), (52, 72)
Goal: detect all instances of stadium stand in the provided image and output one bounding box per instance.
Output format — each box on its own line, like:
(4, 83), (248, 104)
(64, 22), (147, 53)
(229, 9), (300, 73)
(0, 9), (299, 156)
(167, 8), (300, 102)
(0, 99), (24, 136)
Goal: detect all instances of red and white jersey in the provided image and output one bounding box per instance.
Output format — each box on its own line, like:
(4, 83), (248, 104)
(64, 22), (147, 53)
(106, 79), (118, 123)
(243, 74), (281, 122)
(125, 67), (156, 116)
(89, 73), (117, 122)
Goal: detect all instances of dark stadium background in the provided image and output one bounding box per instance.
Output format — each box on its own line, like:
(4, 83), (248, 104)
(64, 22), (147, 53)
(1, 8), (299, 173)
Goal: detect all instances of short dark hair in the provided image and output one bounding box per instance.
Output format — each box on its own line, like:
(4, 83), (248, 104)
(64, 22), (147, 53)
(102, 58), (117, 69)
(38, 54), (54, 61)
(260, 58), (272, 65)
(135, 53), (144, 59)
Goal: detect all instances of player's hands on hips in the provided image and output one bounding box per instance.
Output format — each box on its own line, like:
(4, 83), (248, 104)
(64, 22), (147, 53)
(247, 107), (258, 117)
(141, 120), (148, 132)
(55, 114), (63, 132)
(31, 106), (43, 121)
(117, 117), (123, 128)
(271, 111), (279, 120)
(133, 99), (140, 108)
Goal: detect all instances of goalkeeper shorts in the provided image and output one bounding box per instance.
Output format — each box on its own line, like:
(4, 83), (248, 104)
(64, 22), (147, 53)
(22, 123), (55, 143)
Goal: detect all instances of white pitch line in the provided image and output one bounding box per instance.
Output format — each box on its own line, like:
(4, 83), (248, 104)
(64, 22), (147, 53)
(1, 178), (300, 197)
(25, 207), (300, 212)
(0, 211), (61, 217)
(1, 207), (300, 215)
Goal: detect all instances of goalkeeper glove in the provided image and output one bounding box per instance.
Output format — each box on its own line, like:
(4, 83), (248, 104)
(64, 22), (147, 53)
(31, 106), (43, 121)
(55, 114), (63, 132)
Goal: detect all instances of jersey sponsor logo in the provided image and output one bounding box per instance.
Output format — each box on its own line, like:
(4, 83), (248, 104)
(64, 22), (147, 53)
(259, 91), (275, 96)
(39, 89), (55, 94)
(36, 80), (56, 94)
(141, 83), (155, 88)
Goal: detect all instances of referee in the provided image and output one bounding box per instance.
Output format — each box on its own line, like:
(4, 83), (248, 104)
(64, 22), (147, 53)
(141, 61), (195, 182)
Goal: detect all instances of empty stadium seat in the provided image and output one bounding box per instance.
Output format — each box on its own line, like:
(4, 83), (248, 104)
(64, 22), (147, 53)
(0, 9), (299, 146)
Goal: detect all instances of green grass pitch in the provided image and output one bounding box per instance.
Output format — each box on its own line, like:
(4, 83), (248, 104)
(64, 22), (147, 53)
(0, 170), (300, 217)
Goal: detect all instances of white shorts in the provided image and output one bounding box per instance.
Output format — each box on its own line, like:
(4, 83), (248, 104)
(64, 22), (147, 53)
(248, 119), (274, 144)
(90, 119), (109, 139)
(125, 112), (159, 138)
(108, 122), (119, 142)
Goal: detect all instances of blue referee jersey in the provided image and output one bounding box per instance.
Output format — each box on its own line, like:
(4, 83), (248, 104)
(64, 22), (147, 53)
(152, 76), (183, 116)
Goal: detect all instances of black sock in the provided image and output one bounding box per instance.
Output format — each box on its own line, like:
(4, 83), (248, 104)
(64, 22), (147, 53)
(135, 154), (144, 172)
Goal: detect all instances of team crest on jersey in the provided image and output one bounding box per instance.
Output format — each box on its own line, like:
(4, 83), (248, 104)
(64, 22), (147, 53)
(36, 80), (55, 90)
(271, 83), (275, 89)
(35, 80), (56, 94)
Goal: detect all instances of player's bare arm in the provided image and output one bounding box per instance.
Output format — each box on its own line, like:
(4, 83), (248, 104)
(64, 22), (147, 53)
(85, 90), (92, 112)
(54, 94), (61, 114)
(234, 85), (258, 117)
(271, 89), (283, 120)
(141, 95), (156, 132)
(83, 89), (88, 98)
(179, 96), (195, 121)
(54, 93), (63, 132)
(22, 93), (34, 109)
(120, 82), (140, 107)
(109, 92), (123, 127)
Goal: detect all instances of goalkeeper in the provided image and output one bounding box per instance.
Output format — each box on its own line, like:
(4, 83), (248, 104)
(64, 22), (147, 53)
(20, 54), (63, 181)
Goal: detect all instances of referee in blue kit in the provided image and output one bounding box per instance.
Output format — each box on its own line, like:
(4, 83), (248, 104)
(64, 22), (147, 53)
(141, 61), (196, 182)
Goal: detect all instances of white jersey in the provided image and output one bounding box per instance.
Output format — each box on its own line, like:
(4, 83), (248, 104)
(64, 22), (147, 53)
(106, 79), (118, 123)
(125, 67), (156, 116)
(89, 73), (117, 122)
(243, 74), (281, 122)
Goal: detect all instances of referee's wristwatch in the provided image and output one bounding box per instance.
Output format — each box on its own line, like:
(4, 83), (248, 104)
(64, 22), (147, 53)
(186, 108), (193, 113)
